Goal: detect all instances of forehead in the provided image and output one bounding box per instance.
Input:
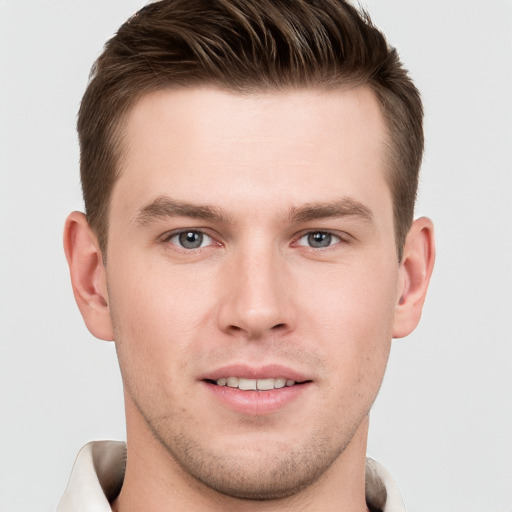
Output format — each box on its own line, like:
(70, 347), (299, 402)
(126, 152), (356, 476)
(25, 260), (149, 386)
(113, 86), (391, 222)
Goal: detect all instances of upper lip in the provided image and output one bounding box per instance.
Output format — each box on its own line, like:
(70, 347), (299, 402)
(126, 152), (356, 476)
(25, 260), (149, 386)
(199, 364), (311, 383)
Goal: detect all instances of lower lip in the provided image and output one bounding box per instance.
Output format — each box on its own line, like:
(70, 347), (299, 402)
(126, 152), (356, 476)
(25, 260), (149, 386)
(202, 381), (311, 416)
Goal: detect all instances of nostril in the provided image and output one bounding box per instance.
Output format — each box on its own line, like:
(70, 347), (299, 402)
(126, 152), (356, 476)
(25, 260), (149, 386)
(272, 323), (286, 330)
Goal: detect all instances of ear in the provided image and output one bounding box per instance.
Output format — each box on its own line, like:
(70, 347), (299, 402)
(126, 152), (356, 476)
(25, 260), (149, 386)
(63, 211), (114, 341)
(393, 217), (435, 339)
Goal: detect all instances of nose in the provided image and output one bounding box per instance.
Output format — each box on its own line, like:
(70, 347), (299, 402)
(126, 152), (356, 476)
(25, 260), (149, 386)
(217, 244), (295, 340)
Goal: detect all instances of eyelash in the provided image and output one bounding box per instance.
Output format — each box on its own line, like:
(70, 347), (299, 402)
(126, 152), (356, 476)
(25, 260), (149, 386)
(161, 229), (350, 251)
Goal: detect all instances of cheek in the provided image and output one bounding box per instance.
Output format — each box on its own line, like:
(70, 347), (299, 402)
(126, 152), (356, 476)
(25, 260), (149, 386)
(109, 250), (212, 334)
(106, 259), (208, 401)
(299, 260), (397, 391)
(300, 256), (398, 331)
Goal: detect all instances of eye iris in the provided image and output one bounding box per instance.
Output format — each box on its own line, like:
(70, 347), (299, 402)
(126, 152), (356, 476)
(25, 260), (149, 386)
(178, 231), (203, 249)
(308, 232), (331, 248)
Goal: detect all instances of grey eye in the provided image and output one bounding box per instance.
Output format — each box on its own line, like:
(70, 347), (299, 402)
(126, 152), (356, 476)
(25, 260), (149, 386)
(307, 232), (332, 248)
(171, 231), (211, 249)
(296, 231), (341, 248)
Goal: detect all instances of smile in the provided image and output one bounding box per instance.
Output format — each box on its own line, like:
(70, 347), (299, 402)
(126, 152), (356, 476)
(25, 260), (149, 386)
(213, 377), (298, 390)
(202, 368), (313, 415)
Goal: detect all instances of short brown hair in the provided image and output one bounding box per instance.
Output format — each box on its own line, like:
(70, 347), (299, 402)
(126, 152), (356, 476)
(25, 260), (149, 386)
(78, 0), (423, 260)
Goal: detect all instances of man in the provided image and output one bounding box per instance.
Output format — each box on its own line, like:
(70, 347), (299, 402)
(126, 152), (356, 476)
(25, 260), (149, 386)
(59, 0), (435, 510)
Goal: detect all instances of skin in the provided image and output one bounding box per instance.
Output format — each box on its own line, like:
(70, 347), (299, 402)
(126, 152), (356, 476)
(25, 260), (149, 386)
(64, 86), (435, 512)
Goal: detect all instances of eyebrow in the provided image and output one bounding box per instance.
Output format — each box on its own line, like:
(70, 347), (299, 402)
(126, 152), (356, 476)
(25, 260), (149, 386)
(133, 196), (231, 226)
(288, 198), (374, 223)
(133, 195), (373, 227)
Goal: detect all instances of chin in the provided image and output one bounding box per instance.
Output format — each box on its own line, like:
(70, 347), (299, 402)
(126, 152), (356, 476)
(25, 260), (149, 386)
(151, 424), (352, 501)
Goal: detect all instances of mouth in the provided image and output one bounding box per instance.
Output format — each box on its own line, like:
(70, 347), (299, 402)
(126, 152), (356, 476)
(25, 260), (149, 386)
(204, 377), (310, 391)
(200, 364), (313, 414)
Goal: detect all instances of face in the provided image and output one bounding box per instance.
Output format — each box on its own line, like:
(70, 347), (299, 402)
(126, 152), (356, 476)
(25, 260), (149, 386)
(106, 86), (400, 499)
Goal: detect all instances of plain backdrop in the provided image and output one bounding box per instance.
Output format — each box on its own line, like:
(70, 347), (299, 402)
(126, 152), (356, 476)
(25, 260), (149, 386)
(0, 1), (511, 511)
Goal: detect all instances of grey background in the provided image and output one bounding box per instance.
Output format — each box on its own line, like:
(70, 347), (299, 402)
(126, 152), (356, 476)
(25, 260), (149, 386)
(1, 1), (511, 510)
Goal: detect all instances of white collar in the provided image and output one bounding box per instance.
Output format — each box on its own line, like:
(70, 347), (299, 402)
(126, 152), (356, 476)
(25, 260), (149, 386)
(57, 441), (405, 512)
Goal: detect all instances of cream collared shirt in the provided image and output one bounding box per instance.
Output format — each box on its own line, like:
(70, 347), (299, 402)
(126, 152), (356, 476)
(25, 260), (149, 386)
(57, 441), (405, 511)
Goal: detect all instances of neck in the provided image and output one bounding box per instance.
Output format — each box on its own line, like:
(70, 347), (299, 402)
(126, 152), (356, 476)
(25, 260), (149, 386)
(113, 396), (370, 512)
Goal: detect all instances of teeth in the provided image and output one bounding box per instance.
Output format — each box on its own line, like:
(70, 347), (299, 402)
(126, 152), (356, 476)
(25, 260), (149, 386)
(226, 377), (239, 388)
(257, 378), (274, 390)
(216, 377), (296, 390)
(239, 378), (257, 390)
(274, 378), (286, 388)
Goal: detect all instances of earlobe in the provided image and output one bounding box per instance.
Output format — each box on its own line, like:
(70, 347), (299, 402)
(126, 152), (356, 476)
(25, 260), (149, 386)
(393, 217), (435, 339)
(63, 212), (114, 341)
